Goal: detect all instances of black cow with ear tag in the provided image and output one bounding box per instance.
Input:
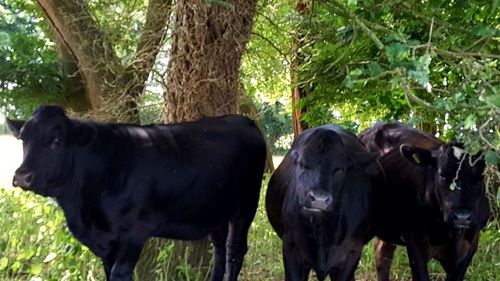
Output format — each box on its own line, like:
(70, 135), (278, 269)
(359, 122), (490, 281)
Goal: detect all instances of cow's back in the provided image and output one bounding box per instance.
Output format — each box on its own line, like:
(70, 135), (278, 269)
(86, 115), (267, 239)
(359, 122), (441, 155)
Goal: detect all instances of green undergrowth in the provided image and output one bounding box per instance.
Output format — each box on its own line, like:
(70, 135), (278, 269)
(0, 176), (498, 280)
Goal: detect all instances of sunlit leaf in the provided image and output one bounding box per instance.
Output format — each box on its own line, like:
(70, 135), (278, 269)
(43, 252), (57, 263)
(0, 257), (8, 271)
(17, 248), (35, 261)
(464, 114), (477, 129)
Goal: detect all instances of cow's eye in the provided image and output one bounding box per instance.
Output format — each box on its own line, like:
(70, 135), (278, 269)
(297, 161), (309, 171)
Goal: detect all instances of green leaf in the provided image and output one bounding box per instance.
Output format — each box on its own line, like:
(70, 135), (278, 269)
(348, 0), (358, 8)
(10, 261), (21, 272)
(349, 68), (363, 77)
(28, 262), (43, 275)
(464, 114), (477, 129)
(408, 54), (431, 87)
(17, 248), (35, 261)
(343, 76), (354, 88)
(484, 150), (500, 165)
(481, 94), (500, 107)
(368, 62), (383, 76)
(0, 257), (8, 271)
(449, 182), (458, 191)
(386, 43), (410, 64)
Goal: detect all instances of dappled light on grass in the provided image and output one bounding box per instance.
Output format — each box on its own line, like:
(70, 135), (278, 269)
(0, 174), (498, 280)
(0, 189), (103, 280)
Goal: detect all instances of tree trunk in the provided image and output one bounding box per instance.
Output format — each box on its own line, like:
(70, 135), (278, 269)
(36, 0), (119, 111)
(56, 35), (91, 114)
(162, 0), (258, 279)
(163, 0), (257, 122)
(291, 0), (310, 136)
(36, 0), (172, 122)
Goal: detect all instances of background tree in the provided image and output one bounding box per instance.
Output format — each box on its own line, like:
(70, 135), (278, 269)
(35, 0), (172, 121)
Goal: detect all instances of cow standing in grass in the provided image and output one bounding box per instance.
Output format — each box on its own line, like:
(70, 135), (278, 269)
(266, 125), (378, 281)
(7, 105), (267, 281)
(359, 122), (490, 281)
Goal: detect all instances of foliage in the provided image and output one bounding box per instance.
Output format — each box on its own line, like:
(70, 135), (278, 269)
(257, 101), (293, 154)
(0, 0), (63, 119)
(241, 0), (295, 105)
(0, 177), (499, 280)
(293, 0), (499, 163)
(86, 0), (148, 62)
(0, 189), (103, 280)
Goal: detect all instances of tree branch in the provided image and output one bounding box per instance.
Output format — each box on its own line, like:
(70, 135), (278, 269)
(434, 48), (500, 60)
(400, 78), (439, 111)
(250, 32), (290, 64)
(330, 1), (385, 50)
(131, 0), (173, 72)
(36, 0), (120, 109)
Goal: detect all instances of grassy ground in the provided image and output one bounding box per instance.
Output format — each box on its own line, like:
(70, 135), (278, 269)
(0, 136), (498, 280)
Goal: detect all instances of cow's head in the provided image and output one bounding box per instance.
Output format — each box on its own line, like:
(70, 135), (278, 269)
(291, 128), (377, 216)
(7, 105), (95, 197)
(400, 143), (487, 230)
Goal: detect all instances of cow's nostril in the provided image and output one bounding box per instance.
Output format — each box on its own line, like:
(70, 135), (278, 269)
(454, 210), (472, 221)
(24, 173), (33, 185)
(307, 190), (333, 212)
(309, 193), (316, 202)
(13, 170), (34, 188)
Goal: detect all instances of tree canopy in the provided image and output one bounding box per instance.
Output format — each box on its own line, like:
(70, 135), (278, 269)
(1, 0), (499, 163)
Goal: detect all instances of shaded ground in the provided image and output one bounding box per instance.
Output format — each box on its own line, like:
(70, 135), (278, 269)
(0, 135), (22, 189)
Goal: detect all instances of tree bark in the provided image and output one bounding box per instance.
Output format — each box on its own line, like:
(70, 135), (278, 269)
(163, 0), (257, 123)
(162, 0), (258, 279)
(54, 34), (91, 114)
(36, 0), (172, 122)
(36, 0), (119, 111)
(291, 0), (310, 136)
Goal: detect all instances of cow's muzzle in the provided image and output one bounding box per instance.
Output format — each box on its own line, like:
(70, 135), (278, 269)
(452, 209), (472, 229)
(13, 168), (34, 190)
(303, 190), (333, 213)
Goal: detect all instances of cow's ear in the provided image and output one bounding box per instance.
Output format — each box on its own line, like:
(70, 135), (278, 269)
(400, 144), (435, 167)
(71, 123), (96, 146)
(6, 119), (25, 138)
(353, 151), (379, 168)
(290, 150), (300, 164)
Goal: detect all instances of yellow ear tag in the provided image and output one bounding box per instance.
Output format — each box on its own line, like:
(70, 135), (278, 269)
(412, 153), (421, 164)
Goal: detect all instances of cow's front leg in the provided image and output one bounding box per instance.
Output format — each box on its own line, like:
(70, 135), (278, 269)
(442, 235), (479, 281)
(282, 235), (310, 281)
(102, 251), (117, 281)
(109, 238), (145, 281)
(333, 245), (363, 281)
(405, 238), (431, 281)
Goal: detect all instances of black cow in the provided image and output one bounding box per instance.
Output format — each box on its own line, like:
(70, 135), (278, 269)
(7, 105), (266, 281)
(266, 125), (378, 281)
(359, 122), (490, 281)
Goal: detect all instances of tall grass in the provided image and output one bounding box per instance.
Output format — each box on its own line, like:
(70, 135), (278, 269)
(0, 176), (498, 280)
